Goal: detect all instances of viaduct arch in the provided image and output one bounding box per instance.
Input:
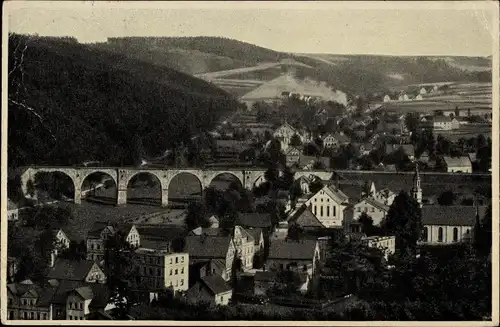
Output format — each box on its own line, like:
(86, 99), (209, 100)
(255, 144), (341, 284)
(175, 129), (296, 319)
(19, 166), (336, 207)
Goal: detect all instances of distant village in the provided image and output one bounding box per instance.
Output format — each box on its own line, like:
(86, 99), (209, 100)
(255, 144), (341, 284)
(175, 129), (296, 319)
(6, 72), (492, 320)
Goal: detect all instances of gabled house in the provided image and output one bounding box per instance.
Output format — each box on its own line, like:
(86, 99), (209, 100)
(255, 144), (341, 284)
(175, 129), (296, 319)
(323, 132), (350, 148)
(442, 156), (472, 173)
(65, 284), (113, 320)
(361, 236), (396, 261)
(285, 147), (302, 166)
(344, 197), (390, 226)
(304, 184), (350, 228)
(7, 280), (52, 320)
(184, 235), (236, 281)
(86, 222), (140, 263)
(433, 116), (460, 131)
(247, 228), (265, 253)
(374, 188), (396, 206)
(358, 143), (374, 156)
(46, 259), (107, 284)
(186, 275), (233, 306)
(267, 239), (321, 276)
(288, 205), (326, 232)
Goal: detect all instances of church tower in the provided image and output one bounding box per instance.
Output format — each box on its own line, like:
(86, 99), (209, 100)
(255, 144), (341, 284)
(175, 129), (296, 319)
(411, 163), (422, 207)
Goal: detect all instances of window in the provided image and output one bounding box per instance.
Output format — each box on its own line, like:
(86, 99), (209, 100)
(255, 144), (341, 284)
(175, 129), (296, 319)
(181, 267), (184, 274)
(157, 268), (161, 276)
(220, 296), (224, 302)
(422, 227), (428, 242)
(149, 268), (153, 275)
(313, 206), (317, 215)
(371, 207), (375, 212)
(453, 227), (458, 242)
(23, 312), (27, 319)
(170, 269), (173, 275)
(176, 257), (179, 264)
(79, 302), (83, 310)
(357, 207), (361, 212)
(320, 206), (323, 216)
(180, 279), (184, 286)
(438, 227), (443, 242)
(175, 269), (178, 275)
(327, 206), (330, 216)
(466, 229), (470, 234)
(333, 206), (336, 216)
(143, 267), (146, 274)
(181, 256), (184, 263)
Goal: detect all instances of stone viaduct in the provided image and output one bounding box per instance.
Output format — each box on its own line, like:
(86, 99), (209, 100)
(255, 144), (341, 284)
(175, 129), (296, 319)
(19, 166), (336, 207)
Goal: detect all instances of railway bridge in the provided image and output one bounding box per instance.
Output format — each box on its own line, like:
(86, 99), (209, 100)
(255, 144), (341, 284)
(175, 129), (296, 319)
(19, 166), (336, 207)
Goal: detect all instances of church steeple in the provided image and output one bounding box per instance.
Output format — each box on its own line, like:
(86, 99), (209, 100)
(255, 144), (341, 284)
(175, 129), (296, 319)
(411, 163), (422, 207)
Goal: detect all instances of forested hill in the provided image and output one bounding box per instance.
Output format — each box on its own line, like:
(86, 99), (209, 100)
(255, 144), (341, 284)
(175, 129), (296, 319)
(7, 34), (239, 167)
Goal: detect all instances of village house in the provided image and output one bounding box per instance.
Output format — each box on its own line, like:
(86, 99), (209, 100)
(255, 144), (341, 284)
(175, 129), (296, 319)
(134, 238), (189, 294)
(65, 284), (113, 320)
(189, 226), (256, 271)
(357, 143), (374, 156)
(415, 94), (423, 101)
(432, 116), (460, 131)
(385, 144), (415, 160)
(383, 95), (391, 102)
(253, 270), (310, 296)
(361, 236), (396, 261)
(442, 156), (473, 173)
(373, 188), (397, 206)
(345, 197), (390, 226)
(184, 234), (236, 282)
(304, 184), (350, 228)
(247, 228), (265, 254)
(86, 222), (140, 263)
(7, 198), (19, 221)
(419, 87), (428, 95)
(267, 239), (321, 277)
(420, 206), (487, 244)
(7, 280), (52, 320)
(285, 146), (302, 166)
(186, 275), (233, 306)
(46, 259), (107, 284)
(273, 122), (306, 151)
(323, 132), (350, 149)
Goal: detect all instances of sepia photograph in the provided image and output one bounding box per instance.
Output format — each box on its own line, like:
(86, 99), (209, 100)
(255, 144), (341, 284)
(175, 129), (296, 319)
(2, 0), (498, 324)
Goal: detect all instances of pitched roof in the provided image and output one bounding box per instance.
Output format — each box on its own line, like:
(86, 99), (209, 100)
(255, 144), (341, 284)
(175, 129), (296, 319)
(184, 235), (232, 259)
(236, 213), (272, 229)
(357, 197), (390, 212)
(74, 286), (94, 300)
(321, 184), (350, 204)
(200, 275), (232, 295)
(136, 226), (186, 241)
(46, 259), (97, 281)
(139, 238), (172, 251)
(443, 156), (471, 168)
(254, 271), (277, 282)
(422, 205), (487, 226)
(87, 221), (110, 238)
(268, 239), (318, 261)
(385, 144), (415, 157)
(289, 206), (325, 229)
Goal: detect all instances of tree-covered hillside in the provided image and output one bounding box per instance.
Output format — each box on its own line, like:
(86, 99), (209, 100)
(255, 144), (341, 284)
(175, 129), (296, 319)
(8, 34), (239, 167)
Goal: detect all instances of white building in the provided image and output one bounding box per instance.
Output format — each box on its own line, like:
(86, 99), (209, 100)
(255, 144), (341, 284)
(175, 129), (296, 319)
(383, 95), (392, 102)
(432, 116), (460, 130)
(361, 236), (396, 261)
(420, 206), (486, 244)
(304, 184), (350, 228)
(443, 156), (473, 173)
(7, 198), (19, 221)
(348, 197), (390, 226)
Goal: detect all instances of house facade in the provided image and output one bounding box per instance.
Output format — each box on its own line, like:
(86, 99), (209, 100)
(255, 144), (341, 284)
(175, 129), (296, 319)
(443, 156), (472, 173)
(420, 206), (486, 244)
(433, 116), (460, 130)
(7, 198), (19, 221)
(135, 247), (190, 293)
(267, 239), (321, 277)
(304, 185), (349, 228)
(285, 147), (302, 166)
(186, 275), (233, 306)
(86, 223), (140, 263)
(7, 281), (52, 320)
(348, 197), (390, 226)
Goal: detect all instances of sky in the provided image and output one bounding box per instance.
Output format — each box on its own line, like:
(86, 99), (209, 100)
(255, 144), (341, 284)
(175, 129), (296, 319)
(6, 1), (497, 56)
